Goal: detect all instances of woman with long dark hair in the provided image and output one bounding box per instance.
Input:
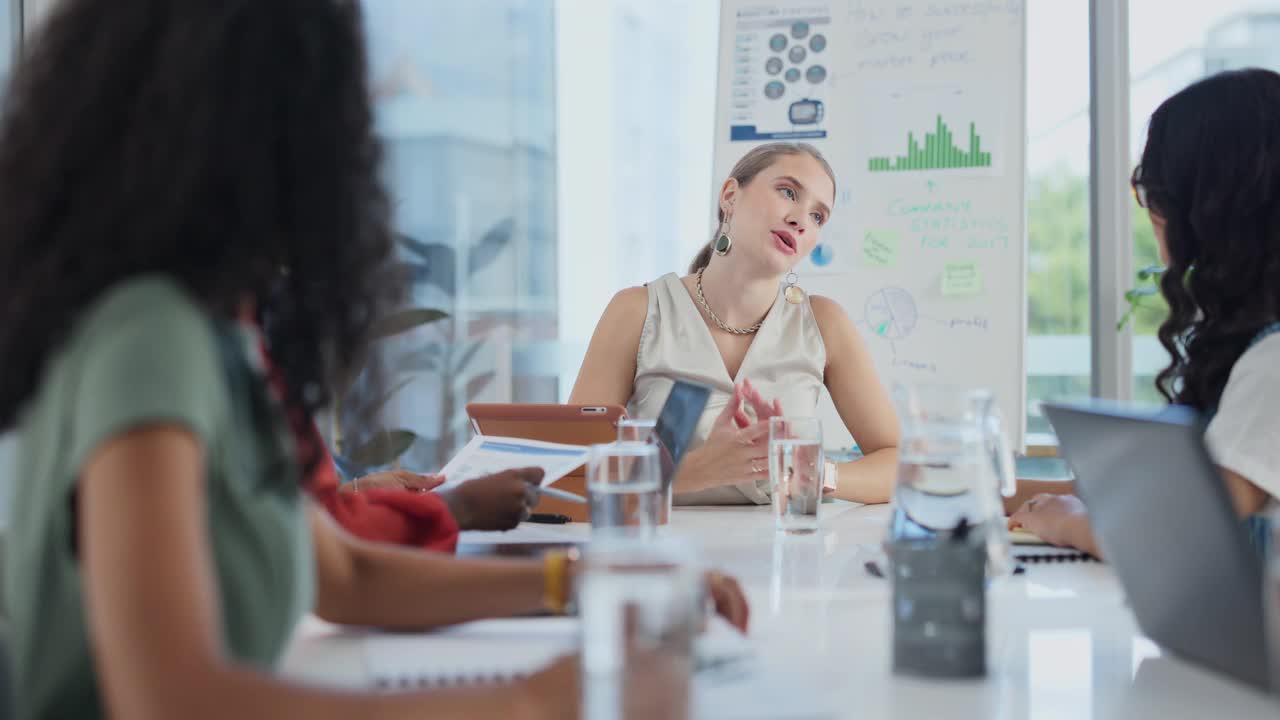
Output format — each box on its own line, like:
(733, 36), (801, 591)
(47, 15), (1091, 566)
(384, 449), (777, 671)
(1012, 68), (1280, 556)
(0, 2), (745, 718)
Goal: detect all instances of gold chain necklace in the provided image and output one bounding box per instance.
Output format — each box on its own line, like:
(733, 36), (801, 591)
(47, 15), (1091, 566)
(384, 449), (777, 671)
(696, 268), (764, 335)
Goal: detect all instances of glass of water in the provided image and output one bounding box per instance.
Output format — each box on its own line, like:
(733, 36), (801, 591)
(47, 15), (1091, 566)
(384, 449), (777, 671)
(616, 418), (656, 442)
(769, 417), (824, 534)
(587, 441), (661, 538)
(578, 535), (702, 720)
(889, 384), (1016, 578)
(616, 418), (670, 526)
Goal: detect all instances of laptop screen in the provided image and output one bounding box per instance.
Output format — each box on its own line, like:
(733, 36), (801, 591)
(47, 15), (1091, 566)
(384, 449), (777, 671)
(1042, 400), (1271, 691)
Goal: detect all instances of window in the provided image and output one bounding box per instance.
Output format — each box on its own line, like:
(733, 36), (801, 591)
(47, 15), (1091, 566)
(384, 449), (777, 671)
(554, 0), (721, 397)
(355, 0), (719, 472)
(1024, 1), (1092, 436)
(357, 1), (558, 470)
(1128, 3), (1280, 405)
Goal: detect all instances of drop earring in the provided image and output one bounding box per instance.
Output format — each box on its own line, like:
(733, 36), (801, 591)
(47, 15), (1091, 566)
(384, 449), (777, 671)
(784, 272), (806, 304)
(714, 215), (733, 256)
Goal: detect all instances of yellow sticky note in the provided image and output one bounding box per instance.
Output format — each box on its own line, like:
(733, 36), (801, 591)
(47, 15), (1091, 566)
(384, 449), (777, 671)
(942, 261), (983, 296)
(862, 229), (900, 267)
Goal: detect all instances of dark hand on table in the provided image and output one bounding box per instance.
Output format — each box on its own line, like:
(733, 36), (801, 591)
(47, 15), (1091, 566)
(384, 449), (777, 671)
(439, 468), (545, 531)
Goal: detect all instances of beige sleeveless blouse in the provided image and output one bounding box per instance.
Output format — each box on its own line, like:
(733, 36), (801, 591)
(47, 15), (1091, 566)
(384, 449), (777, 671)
(629, 273), (827, 505)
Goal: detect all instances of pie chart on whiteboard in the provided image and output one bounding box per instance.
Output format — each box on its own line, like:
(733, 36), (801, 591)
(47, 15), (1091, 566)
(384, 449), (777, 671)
(809, 243), (834, 267)
(864, 287), (917, 341)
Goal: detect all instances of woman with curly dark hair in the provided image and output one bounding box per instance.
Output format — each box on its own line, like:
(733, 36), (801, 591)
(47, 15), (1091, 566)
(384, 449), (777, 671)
(1011, 68), (1280, 557)
(0, 2), (747, 718)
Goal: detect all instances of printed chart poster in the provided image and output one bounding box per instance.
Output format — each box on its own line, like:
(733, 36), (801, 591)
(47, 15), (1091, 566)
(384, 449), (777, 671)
(859, 87), (1006, 177)
(726, 3), (834, 142)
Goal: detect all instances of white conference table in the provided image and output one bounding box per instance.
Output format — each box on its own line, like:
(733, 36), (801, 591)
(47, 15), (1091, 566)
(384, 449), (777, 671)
(281, 502), (1279, 719)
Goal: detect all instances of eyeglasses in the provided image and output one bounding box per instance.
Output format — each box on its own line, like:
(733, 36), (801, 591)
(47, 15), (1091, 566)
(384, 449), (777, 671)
(1130, 164), (1151, 209)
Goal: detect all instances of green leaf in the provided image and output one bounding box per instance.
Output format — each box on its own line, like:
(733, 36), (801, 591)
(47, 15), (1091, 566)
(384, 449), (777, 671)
(450, 340), (486, 374)
(369, 308), (448, 340)
(1137, 263), (1166, 278)
(334, 364), (363, 401)
(467, 371), (496, 397)
(1124, 287), (1158, 302)
(391, 346), (441, 374)
(346, 429), (418, 468)
(368, 376), (415, 419)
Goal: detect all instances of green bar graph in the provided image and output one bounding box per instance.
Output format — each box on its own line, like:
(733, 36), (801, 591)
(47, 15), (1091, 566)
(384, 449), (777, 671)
(868, 115), (993, 172)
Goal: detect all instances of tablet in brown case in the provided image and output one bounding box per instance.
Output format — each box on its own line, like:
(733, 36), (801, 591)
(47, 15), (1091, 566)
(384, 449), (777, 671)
(465, 403), (627, 521)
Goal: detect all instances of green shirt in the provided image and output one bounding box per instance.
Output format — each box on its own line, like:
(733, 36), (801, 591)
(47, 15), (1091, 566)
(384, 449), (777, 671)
(4, 276), (315, 720)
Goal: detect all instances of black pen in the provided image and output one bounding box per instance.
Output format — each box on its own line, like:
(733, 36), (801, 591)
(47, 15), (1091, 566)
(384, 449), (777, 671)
(527, 513), (571, 524)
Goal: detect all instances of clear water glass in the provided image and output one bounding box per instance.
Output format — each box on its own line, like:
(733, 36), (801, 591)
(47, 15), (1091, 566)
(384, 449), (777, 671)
(587, 441), (661, 538)
(616, 418), (670, 526)
(578, 536), (701, 720)
(769, 417), (824, 534)
(616, 418), (656, 442)
(889, 384), (1016, 578)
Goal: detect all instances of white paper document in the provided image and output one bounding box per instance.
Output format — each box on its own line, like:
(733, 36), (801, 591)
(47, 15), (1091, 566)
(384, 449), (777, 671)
(437, 435), (588, 488)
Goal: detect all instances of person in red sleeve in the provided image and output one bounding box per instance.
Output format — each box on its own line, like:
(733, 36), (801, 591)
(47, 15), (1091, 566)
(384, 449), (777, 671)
(254, 327), (545, 554)
(320, 455), (544, 553)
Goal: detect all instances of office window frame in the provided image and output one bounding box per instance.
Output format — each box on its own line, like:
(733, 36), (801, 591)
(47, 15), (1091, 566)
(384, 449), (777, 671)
(1089, 0), (1134, 403)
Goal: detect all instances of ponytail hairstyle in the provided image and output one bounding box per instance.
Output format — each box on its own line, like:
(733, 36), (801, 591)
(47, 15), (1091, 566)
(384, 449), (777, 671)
(688, 142), (836, 274)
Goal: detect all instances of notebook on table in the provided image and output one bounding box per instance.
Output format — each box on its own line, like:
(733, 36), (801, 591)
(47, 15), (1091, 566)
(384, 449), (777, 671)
(1013, 546), (1099, 563)
(1008, 527), (1099, 562)
(363, 617), (838, 719)
(364, 615), (752, 690)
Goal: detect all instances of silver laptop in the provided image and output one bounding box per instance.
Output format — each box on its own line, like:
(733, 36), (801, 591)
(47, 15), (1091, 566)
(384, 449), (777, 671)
(1042, 401), (1272, 691)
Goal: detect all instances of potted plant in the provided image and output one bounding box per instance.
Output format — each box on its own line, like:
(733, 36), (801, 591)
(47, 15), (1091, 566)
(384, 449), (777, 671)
(1118, 264), (1166, 331)
(329, 307), (448, 480)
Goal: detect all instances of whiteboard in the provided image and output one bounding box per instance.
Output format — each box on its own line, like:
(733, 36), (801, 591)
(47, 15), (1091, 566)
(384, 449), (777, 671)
(712, 0), (1027, 448)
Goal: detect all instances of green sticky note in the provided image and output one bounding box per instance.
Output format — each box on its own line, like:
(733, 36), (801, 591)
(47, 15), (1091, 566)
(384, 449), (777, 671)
(942, 261), (983, 296)
(862, 229), (900, 267)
